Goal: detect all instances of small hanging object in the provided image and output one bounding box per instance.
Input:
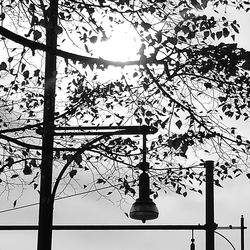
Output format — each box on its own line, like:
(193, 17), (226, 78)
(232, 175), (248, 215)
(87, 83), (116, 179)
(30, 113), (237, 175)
(129, 162), (159, 223)
(190, 230), (195, 250)
(129, 133), (159, 223)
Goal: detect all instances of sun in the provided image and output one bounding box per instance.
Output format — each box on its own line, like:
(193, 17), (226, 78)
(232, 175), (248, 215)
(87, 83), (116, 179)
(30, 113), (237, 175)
(95, 25), (141, 62)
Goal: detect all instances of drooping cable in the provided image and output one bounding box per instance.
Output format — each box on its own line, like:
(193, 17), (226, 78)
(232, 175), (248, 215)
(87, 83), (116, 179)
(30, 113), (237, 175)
(215, 231), (236, 250)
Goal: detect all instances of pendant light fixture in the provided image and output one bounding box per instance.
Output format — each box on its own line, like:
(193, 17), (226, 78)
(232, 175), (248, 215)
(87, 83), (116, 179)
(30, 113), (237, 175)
(129, 134), (159, 223)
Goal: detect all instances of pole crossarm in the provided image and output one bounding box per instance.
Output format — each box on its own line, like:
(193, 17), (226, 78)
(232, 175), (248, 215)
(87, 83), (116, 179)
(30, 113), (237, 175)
(0, 224), (247, 231)
(0, 224), (206, 231)
(36, 125), (158, 136)
(0, 223), (245, 231)
(217, 226), (247, 230)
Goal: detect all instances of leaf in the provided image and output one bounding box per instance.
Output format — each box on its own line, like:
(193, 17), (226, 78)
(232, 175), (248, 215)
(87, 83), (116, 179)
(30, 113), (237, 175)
(181, 143), (188, 155)
(13, 200), (17, 208)
(242, 58), (250, 71)
(191, 0), (202, 9)
(11, 174), (19, 179)
(96, 178), (106, 184)
(204, 82), (212, 88)
(55, 26), (63, 34)
(23, 70), (29, 79)
(176, 186), (182, 194)
(0, 62), (7, 70)
(146, 110), (154, 116)
(155, 31), (162, 43)
(34, 69), (40, 77)
(23, 165), (32, 175)
(201, 0), (209, 8)
(175, 120), (182, 129)
(222, 28), (230, 37)
(214, 179), (223, 187)
(129, 188), (136, 196)
(33, 30), (42, 40)
(84, 44), (89, 53)
(153, 192), (158, 199)
(90, 36), (98, 43)
(8, 57), (13, 63)
(216, 31), (222, 40)
(172, 138), (182, 150)
(69, 169), (77, 178)
(168, 37), (177, 46)
(179, 8), (189, 18)
(21, 63), (26, 72)
(74, 154), (82, 165)
(6, 157), (14, 168)
(141, 22), (151, 31)
(0, 13), (5, 20)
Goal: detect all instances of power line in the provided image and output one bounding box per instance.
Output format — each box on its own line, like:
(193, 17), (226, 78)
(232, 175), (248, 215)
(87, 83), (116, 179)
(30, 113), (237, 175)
(0, 165), (205, 214)
(215, 231), (237, 250)
(0, 183), (122, 214)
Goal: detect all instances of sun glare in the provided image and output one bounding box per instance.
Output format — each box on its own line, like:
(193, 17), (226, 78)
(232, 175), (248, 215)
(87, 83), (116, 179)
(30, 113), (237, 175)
(95, 26), (141, 62)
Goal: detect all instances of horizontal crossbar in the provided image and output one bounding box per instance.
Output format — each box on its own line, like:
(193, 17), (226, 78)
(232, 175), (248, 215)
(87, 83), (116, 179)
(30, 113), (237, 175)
(0, 224), (205, 231)
(0, 224), (245, 231)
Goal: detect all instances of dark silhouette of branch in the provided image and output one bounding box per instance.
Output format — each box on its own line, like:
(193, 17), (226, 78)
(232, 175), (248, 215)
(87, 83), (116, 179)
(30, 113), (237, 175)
(0, 134), (41, 150)
(51, 134), (108, 200)
(0, 26), (163, 67)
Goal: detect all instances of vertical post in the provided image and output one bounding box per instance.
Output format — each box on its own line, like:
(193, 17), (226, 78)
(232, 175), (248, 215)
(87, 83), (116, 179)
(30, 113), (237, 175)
(205, 160), (215, 250)
(241, 215), (244, 250)
(37, 1), (58, 250)
(142, 133), (146, 163)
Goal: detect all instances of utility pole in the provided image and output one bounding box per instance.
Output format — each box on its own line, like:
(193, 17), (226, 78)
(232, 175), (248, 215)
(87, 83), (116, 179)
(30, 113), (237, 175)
(205, 160), (215, 250)
(37, 0), (58, 250)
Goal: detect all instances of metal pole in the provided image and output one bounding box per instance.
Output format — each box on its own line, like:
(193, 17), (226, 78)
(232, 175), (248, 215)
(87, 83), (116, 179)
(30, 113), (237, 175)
(37, 1), (58, 250)
(143, 133), (147, 163)
(241, 215), (245, 250)
(205, 160), (215, 250)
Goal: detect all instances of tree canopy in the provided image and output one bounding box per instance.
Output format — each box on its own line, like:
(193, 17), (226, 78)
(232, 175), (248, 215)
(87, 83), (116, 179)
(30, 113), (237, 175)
(0, 0), (250, 209)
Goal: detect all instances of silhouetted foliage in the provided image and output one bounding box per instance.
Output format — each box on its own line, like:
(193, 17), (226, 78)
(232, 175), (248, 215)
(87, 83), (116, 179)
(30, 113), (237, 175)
(0, 0), (250, 207)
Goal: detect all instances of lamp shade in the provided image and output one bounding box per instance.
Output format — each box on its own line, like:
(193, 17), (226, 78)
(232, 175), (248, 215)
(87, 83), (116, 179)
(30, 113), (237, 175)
(129, 171), (159, 223)
(130, 198), (159, 223)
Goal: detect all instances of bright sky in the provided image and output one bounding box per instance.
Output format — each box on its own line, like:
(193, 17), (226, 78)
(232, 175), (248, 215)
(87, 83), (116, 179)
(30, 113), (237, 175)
(94, 24), (140, 62)
(0, 7), (250, 250)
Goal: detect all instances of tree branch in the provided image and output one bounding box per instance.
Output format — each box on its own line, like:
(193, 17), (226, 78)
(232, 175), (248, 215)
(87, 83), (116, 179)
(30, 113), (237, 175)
(0, 133), (41, 150)
(0, 26), (163, 67)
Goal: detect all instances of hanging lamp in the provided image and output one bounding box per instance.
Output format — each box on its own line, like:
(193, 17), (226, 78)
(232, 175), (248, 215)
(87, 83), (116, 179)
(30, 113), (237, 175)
(129, 134), (159, 223)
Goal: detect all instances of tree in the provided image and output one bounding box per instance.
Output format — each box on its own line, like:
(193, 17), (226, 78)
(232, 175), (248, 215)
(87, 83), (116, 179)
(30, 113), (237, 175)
(0, 0), (250, 210)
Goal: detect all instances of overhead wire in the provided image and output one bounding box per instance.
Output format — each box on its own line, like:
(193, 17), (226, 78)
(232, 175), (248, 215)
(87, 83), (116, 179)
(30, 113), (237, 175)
(0, 164), (205, 214)
(215, 231), (237, 250)
(0, 183), (119, 214)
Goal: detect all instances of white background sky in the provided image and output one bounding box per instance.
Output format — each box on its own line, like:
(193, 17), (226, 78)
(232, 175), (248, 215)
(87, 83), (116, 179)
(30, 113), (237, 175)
(0, 7), (249, 250)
